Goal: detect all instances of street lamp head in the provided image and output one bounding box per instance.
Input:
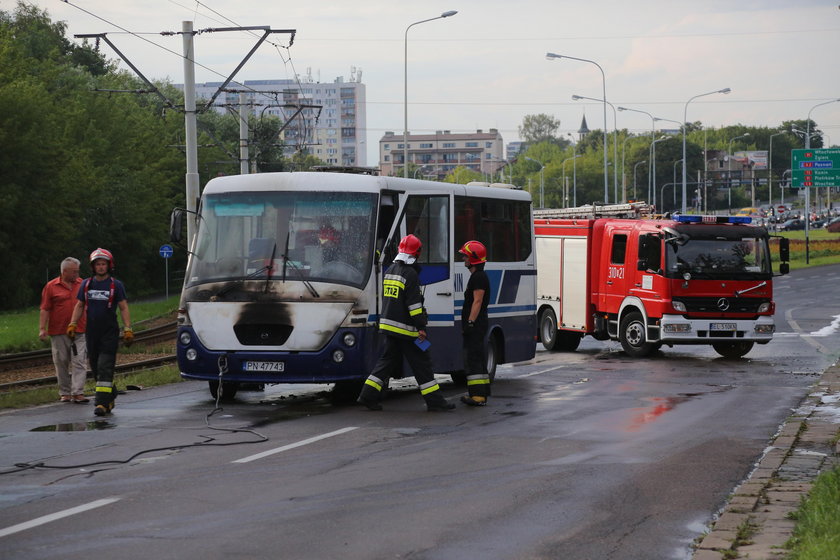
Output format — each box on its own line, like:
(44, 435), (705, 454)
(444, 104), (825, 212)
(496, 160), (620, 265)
(441, 10), (458, 17)
(719, 88), (732, 94)
(571, 95), (583, 100)
(545, 52), (562, 60)
(617, 106), (628, 111)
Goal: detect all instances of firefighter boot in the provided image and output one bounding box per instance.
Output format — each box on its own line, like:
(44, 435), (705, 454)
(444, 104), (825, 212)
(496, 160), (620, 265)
(357, 376), (384, 411)
(94, 401), (114, 416)
(425, 393), (455, 412)
(461, 395), (487, 406)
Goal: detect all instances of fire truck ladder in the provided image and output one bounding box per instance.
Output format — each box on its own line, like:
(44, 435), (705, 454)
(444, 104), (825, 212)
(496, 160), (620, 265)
(533, 201), (654, 219)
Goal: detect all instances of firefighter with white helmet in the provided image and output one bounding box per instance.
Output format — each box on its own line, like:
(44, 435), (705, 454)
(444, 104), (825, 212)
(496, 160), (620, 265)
(67, 248), (133, 416)
(459, 240), (491, 406)
(357, 234), (454, 412)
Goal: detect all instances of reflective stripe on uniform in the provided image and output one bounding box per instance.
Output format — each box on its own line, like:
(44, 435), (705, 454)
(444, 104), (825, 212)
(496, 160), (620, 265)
(379, 318), (419, 337)
(408, 302), (423, 316)
(95, 386), (114, 393)
(419, 380), (441, 395)
(466, 374), (490, 386)
(364, 375), (384, 392)
(383, 274), (407, 288)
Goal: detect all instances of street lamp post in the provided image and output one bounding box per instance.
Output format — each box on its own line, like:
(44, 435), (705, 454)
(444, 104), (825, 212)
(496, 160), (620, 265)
(803, 98), (840, 263)
(650, 136), (670, 208)
(619, 106), (656, 206)
(404, 10), (457, 178)
(727, 133), (750, 211)
(682, 88), (731, 213)
(547, 52), (609, 203)
(768, 130), (785, 210)
(633, 160), (647, 201)
(562, 154), (582, 208)
(672, 159), (683, 209)
(574, 94), (618, 203)
(525, 156), (545, 208)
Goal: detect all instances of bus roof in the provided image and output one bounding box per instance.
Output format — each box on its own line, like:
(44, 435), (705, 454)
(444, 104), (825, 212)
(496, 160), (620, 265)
(202, 172), (532, 203)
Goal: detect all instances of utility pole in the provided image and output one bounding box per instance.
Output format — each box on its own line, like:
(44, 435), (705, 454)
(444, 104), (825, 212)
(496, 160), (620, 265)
(239, 92), (249, 175)
(182, 21), (200, 244)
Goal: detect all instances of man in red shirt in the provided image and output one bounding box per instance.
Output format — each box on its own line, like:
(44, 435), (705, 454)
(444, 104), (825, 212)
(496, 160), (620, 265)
(39, 257), (88, 403)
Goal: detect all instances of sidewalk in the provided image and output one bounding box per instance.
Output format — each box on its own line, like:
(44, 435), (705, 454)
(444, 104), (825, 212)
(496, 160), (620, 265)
(692, 363), (840, 559)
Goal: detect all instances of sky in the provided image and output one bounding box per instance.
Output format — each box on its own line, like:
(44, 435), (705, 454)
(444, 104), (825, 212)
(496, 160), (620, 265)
(18, 0), (840, 165)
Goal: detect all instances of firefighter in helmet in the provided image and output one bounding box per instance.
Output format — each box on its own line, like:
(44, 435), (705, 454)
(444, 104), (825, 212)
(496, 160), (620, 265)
(67, 248), (133, 416)
(357, 234), (454, 412)
(459, 240), (491, 406)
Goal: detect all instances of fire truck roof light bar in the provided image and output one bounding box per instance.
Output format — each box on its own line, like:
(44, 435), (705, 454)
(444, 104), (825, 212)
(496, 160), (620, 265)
(675, 215), (752, 224)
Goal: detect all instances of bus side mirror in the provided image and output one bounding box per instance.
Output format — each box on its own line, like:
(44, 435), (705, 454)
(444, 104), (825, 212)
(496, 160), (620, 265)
(170, 209), (184, 244)
(779, 237), (790, 262)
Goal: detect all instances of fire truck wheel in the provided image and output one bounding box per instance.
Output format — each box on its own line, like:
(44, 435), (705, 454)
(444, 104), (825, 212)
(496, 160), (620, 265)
(539, 308), (558, 351)
(712, 341), (754, 359)
(619, 311), (655, 357)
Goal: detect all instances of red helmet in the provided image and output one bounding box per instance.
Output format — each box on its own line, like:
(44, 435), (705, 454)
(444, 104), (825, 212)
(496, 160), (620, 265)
(398, 234), (422, 256)
(89, 248), (114, 271)
(459, 240), (487, 265)
(318, 225), (338, 245)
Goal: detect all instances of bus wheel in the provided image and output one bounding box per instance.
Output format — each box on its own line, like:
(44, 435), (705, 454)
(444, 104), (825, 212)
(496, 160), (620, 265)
(619, 312), (655, 357)
(485, 335), (499, 381)
(556, 331), (583, 352)
(539, 308), (558, 351)
(331, 379), (365, 404)
(209, 380), (239, 401)
(713, 341), (754, 359)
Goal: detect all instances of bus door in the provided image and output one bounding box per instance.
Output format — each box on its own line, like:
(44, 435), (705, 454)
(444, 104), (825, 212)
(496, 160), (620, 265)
(392, 192), (459, 371)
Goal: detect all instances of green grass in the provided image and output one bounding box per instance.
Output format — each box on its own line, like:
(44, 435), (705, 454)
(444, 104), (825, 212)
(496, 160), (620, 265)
(0, 295), (180, 353)
(0, 366), (184, 409)
(785, 466), (840, 559)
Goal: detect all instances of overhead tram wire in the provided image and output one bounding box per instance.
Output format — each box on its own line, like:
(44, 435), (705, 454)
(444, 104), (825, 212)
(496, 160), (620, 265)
(61, 0), (297, 110)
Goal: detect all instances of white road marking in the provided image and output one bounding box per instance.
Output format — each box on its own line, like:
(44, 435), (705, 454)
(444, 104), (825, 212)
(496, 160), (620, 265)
(233, 426), (359, 464)
(0, 497), (120, 538)
(514, 365), (568, 378)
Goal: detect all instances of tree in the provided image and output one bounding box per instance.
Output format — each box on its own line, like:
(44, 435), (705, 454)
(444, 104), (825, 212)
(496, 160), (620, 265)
(518, 114), (561, 144)
(444, 166), (483, 185)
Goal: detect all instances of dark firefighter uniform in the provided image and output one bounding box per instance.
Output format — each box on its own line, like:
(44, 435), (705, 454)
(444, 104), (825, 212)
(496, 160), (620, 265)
(357, 238), (453, 412)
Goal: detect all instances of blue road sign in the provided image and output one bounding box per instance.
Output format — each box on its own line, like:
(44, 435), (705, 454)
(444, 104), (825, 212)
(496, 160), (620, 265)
(159, 244), (174, 258)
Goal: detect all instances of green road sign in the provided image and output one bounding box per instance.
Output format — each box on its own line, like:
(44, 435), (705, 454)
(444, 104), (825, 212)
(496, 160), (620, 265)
(791, 148), (840, 188)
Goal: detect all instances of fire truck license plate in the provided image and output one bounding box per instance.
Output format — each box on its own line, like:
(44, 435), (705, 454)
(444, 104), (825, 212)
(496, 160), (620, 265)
(244, 361), (285, 372)
(710, 323), (736, 331)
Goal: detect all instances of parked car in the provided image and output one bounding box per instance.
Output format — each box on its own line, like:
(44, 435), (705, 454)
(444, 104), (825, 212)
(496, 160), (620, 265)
(778, 218), (805, 231)
(826, 217), (840, 233)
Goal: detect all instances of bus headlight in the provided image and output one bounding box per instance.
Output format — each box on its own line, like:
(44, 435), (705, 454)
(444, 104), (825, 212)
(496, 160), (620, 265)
(179, 331), (192, 345)
(332, 349), (345, 363)
(342, 333), (357, 347)
(185, 348), (198, 361)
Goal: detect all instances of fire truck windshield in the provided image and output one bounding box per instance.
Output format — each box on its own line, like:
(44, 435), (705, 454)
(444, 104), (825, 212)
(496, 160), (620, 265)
(665, 236), (771, 280)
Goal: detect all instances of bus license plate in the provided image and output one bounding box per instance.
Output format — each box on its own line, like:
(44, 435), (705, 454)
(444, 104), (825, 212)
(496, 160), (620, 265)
(244, 361), (285, 372)
(710, 323), (736, 331)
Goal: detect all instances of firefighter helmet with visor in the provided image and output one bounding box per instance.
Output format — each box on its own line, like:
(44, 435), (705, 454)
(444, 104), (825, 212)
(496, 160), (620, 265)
(89, 248), (115, 272)
(459, 240), (487, 265)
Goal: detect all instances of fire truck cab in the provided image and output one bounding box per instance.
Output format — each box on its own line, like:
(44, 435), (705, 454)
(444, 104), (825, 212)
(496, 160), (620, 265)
(534, 203), (790, 359)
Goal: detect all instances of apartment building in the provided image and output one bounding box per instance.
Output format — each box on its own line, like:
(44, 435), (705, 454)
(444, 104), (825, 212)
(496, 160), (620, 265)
(378, 129), (505, 178)
(184, 71), (366, 166)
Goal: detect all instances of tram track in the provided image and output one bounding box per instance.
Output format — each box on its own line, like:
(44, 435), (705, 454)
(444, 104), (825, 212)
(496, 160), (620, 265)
(0, 321), (178, 392)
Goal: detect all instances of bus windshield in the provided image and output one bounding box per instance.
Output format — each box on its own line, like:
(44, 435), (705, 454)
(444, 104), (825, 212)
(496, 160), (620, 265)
(665, 236), (771, 280)
(187, 191), (378, 288)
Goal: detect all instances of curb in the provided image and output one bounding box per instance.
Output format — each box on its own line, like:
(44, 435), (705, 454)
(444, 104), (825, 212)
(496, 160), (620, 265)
(692, 363), (840, 559)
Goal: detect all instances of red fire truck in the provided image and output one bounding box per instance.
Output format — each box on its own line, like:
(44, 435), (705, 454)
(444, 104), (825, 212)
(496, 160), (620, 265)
(534, 203), (790, 359)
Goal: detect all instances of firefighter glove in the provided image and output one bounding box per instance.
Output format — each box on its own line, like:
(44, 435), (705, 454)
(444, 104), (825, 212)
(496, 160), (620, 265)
(66, 322), (77, 339)
(123, 328), (134, 347)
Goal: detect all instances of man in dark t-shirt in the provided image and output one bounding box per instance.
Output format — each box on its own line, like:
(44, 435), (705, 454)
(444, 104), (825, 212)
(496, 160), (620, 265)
(459, 240), (491, 406)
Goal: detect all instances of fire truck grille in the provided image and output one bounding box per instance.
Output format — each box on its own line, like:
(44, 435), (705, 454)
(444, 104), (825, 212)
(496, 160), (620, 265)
(675, 297), (767, 314)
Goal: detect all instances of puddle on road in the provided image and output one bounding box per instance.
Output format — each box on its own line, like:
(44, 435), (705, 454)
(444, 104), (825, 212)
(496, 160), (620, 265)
(30, 421), (114, 432)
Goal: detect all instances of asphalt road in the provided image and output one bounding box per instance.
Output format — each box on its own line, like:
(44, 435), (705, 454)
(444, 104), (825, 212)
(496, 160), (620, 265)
(1, 265), (838, 560)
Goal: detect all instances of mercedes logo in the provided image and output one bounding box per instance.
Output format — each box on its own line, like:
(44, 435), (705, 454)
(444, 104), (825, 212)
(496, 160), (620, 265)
(717, 298), (730, 311)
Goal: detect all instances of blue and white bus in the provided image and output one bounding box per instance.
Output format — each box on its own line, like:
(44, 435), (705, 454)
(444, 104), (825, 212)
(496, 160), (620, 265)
(170, 171), (536, 399)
